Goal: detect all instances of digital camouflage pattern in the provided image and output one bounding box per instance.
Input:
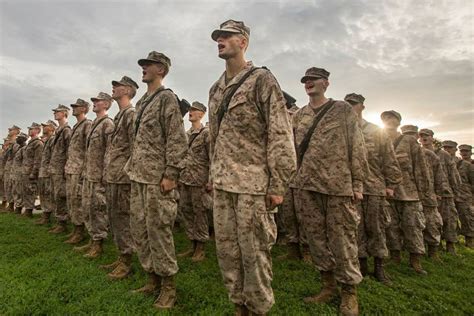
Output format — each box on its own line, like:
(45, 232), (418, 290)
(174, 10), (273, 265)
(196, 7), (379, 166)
(65, 119), (92, 175)
(290, 100), (367, 196)
(456, 159), (474, 238)
(179, 125), (210, 186)
(82, 180), (108, 240)
(130, 182), (179, 276)
(125, 87), (187, 184)
(208, 63), (296, 196)
(48, 124), (71, 175)
(12, 145), (25, 208)
(179, 184), (209, 242)
(213, 189), (277, 315)
(296, 190), (362, 284)
(22, 137), (43, 209)
(4, 143), (19, 204)
(38, 136), (55, 214)
(435, 148), (460, 197)
(106, 183), (133, 255)
(105, 106), (135, 184)
(280, 187), (306, 245)
(67, 174), (85, 225)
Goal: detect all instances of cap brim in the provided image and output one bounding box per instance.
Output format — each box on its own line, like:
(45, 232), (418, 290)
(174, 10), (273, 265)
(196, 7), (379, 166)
(111, 80), (122, 86)
(211, 29), (241, 41)
(190, 105), (206, 112)
(300, 75), (324, 83)
(138, 58), (162, 66)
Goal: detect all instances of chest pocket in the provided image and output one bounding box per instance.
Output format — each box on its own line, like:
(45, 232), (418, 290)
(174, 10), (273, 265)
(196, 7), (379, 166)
(396, 152), (412, 172)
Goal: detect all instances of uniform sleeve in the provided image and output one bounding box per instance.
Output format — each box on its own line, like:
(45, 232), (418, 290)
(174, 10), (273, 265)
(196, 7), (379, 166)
(102, 119), (115, 181)
(380, 130), (402, 190)
(344, 105), (368, 194)
(162, 94), (188, 182)
(433, 155), (448, 196)
(412, 140), (432, 198)
(32, 141), (44, 179)
(257, 71), (296, 196)
(469, 164), (474, 195)
(207, 85), (219, 175)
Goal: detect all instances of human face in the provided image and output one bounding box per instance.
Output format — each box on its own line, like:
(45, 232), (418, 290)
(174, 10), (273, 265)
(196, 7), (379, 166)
(460, 150), (472, 160)
(54, 111), (66, 121)
(443, 146), (457, 156)
(304, 78), (328, 97)
(188, 109), (204, 123)
(92, 100), (109, 114)
(112, 84), (127, 100)
(382, 116), (400, 129)
(348, 101), (364, 116)
(72, 106), (87, 117)
(141, 62), (165, 83)
(419, 134), (433, 146)
(216, 33), (246, 59)
(42, 126), (53, 136)
(28, 128), (39, 138)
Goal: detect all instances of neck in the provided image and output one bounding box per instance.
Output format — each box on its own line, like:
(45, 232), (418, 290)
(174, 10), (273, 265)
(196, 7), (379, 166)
(309, 94), (329, 108)
(192, 121), (202, 130)
(117, 97), (132, 110)
(30, 135), (38, 140)
(225, 56), (247, 78)
(386, 128), (398, 136)
(147, 78), (163, 94)
(75, 114), (86, 122)
(96, 111), (107, 119)
(58, 118), (67, 127)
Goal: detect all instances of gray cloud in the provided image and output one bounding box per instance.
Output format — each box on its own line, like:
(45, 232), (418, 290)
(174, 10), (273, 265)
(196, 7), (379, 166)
(1, 0), (472, 144)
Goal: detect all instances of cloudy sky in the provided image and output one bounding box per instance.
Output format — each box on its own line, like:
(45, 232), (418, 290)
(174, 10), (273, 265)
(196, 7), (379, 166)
(1, 0), (473, 145)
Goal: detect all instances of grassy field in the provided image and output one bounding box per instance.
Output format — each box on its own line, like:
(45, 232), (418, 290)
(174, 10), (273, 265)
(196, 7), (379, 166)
(1, 212), (473, 315)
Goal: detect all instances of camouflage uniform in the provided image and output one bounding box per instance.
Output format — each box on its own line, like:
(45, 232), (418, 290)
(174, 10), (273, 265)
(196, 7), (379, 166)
(280, 187), (307, 245)
(22, 135), (43, 210)
(421, 148), (449, 247)
(456, 159), (474, 238)
(12, 144), (25, 209)
(83, 115), (114, 241)
(105, 105), (135, 255)
(385, 133), (431, 255)
(179, 124), (211, 242)
(209, 63), (296, 314)
(435, 148), (460, 243)
(4, 143), (19, 205)
(49, 123), (72, 222)
(65, 118), (92, 226)
(39, 135), (55, 214)
(290, 100), (367, 285)
(357, 119), (402, 259)
(126, 86), (187, 276)
(0, 149), (4, 202)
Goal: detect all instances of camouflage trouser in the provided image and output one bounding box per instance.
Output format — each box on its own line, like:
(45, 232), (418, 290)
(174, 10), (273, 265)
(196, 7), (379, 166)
(386, 200), (426, 254)
(357, 195), (390, 258)
(179, 184), (209, 242)
(296, 190), (362, 285)
(422, 205), (443, 246)
(66, 174), (86, 226)
(456, 201), (474, 238)
(22, 174), (37, 210)
(51, 174), (68, 222)
(6, 176), (14, 203)
(280, 188), (307, 244)
(38, 177), (53, 214)
(213, 189), (276, 315)
(106, 183), (133, 255)
(439, 197), (458, 242)
(130, 181), (178, 276)
(13, 178), (23, 208)
(82, 180), (108, 241)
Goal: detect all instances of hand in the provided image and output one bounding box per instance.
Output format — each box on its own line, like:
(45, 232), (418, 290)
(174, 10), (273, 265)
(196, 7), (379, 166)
(160, 178), (177, 194)
(385, 188), (395, 198)
(205, 182), (213, 193)
(266, 194), (284, 210)
(352, 192), (364, 201)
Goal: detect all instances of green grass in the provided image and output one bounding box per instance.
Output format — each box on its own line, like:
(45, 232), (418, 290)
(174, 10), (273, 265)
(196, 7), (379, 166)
(1, 212), (473, 315)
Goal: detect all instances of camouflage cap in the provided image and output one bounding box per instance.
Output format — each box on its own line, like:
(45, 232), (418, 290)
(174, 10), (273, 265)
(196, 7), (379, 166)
(418, 128), (434, 136)
(138, 51), (171, 68)
(41, 120), (58, 128)
(380, 110), (402, 122)
(91, 92), (113, 102)
(190, 101), (207, 113)
(8, 125), (21, 131)
(442, 140), (458, 148)
(71, 98), (90, 108)
(458, 144), (472, 151)
(211, 19), (250, 41)
(401, 124), (418, 135)
(111, 76), (139, 89)
(344, 93), (365, 104)
(300, 67), (330, 83)
(28, 122), (42, 129)
(17, 132), (28, 140)
(52, 104), (71, 113)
